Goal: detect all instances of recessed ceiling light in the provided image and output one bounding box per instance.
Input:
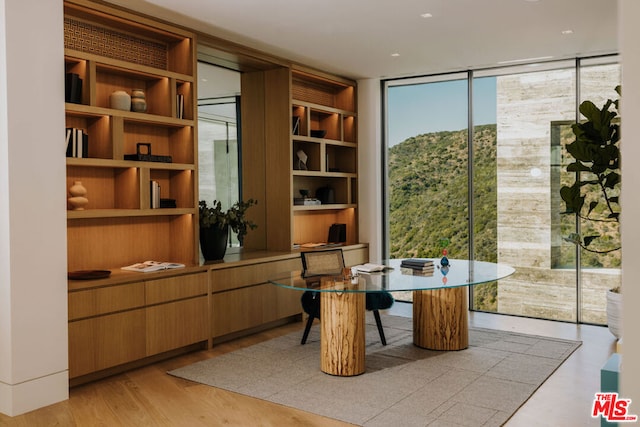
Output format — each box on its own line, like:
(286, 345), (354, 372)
(391, 53), (400, 57)
(420, 13), (433, 18)
(562, 29), (574, 35)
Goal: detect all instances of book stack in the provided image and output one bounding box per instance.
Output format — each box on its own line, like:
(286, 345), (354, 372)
(400, 258), (435, 276)
(65, 128), (88, 158)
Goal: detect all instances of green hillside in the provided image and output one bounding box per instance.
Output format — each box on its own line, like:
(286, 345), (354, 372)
(388, 124), (498, 310)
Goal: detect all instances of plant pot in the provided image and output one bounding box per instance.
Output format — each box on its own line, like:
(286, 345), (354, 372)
(200, 224), (229, 261)
(606, 288), (622, 339)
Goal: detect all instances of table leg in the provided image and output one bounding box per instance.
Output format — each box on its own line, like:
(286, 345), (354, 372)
(320, 291), (365, 376)
(413, 287), (468, 350)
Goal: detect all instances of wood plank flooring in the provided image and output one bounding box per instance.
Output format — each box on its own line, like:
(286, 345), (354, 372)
(0, 304), (618, 426)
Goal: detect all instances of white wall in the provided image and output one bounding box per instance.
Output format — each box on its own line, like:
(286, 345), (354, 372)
(620, 0), (640, 408)
(0, 0), (68, 416)
(357, 78), (383, 261)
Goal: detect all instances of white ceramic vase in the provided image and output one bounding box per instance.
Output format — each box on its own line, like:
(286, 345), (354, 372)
(110, 90), (131, 111)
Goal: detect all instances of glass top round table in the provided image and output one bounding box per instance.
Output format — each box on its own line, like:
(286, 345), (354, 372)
(268, 258), (515, 293)
(268, 258), (515, 377)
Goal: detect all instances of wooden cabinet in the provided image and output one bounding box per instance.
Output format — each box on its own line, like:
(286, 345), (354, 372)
(63, 0), (198, 271)
(68, 271), (208, 381)
(290, 68), (358, 246)
(210, 257), (302, 341)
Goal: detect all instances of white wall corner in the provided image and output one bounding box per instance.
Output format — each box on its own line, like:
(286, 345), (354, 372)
(0, 0), (69, 416)
(357, 78), (383, 261)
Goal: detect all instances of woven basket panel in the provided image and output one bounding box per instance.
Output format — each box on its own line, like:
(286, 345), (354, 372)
(292, 81), (337, 108)
(64, 17), (167, 70)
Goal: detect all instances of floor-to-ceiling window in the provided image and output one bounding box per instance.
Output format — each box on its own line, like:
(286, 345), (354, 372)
(386, 74), (469, 302)
(384, 55), (620, 324)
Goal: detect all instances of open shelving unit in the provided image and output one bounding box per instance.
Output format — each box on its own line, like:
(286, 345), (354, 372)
(290, 68), (358, 246)
(63, 0), (198, 270)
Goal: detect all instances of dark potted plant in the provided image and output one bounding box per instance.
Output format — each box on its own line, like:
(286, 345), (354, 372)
(199, 199), (257, 261)
(560, 85), (621, 337)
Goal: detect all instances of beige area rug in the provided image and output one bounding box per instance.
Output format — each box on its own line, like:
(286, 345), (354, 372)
(168, 314), (581, 427)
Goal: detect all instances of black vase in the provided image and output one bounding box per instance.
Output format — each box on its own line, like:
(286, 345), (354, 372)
(200, 224), (229, 261)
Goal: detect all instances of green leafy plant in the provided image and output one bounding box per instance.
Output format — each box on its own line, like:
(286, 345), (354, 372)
(199, 199), (258, 242)
(560, 86), (621, 254)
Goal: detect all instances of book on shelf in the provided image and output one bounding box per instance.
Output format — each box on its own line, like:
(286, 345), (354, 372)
(65, 127), (88, 158)
(121, 260), (185, 273)
(176, 94), (184, 119)
(65, 73), (82, 104)
(292, 116), (300, 135)
(150, 180), (161, 209)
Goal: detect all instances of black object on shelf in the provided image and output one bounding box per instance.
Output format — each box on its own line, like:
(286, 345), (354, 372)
(125, 143), (172, 163)
(310, 129), (326, 138)
(65, 73), (82, 104)
(328, 223), (346, 243)
(160, 198), (177, 208)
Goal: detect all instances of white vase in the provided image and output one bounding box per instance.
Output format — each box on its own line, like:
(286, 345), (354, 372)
(606, 288), (622, 339)
(68, 181), (88, 210)
(110, 90), (131, 111)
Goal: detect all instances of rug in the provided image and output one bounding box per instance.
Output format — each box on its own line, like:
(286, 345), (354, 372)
(168, 314), (581, 426)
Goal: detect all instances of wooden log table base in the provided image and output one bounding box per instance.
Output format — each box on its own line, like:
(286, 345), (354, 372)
(320, 288), (365, 376)
(413, 287), (469, 350)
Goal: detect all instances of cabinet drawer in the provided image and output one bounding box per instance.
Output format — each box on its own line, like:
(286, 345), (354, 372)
(146, 296), (208, 355)
(145, 272), (208, 305)
(210, 258), (301, 292)
(69, 282), (145, 320)
(69, 308), (146, 378)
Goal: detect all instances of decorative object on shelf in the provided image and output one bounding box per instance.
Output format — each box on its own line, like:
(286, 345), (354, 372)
(68, 181), (88, 210)
(296, 149), (308, 170)
(316, 186), (335, 204)
(124, 142), (172, 163)
(310, 129), (326, 138)
(299, 189), (309, 198)
(199, 199), (258, 260)
(130, 89), (147, 113)
(109, 90), (131, 111)
(439, 237), (450, 267)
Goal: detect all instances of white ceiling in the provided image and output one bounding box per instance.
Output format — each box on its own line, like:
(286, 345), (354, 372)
(108, 0), (618, 81)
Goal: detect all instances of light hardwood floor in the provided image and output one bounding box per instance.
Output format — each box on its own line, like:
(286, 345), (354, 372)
(0, 304), (617, 427)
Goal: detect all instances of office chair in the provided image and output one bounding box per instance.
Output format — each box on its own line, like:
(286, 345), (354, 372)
(299, 249), (394, 345)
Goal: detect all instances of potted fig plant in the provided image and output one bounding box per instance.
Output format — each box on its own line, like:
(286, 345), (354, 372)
(560, 85), (621, 337)
(199, 199), (257, 261)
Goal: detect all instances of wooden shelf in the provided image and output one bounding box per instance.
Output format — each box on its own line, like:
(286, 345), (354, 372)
(64, 0), (198, 271)
(67, 208), (195, 219)
(290, 70), (358, 247)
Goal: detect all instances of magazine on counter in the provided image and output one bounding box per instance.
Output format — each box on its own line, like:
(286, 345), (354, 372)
(121, 260), (185, 273)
